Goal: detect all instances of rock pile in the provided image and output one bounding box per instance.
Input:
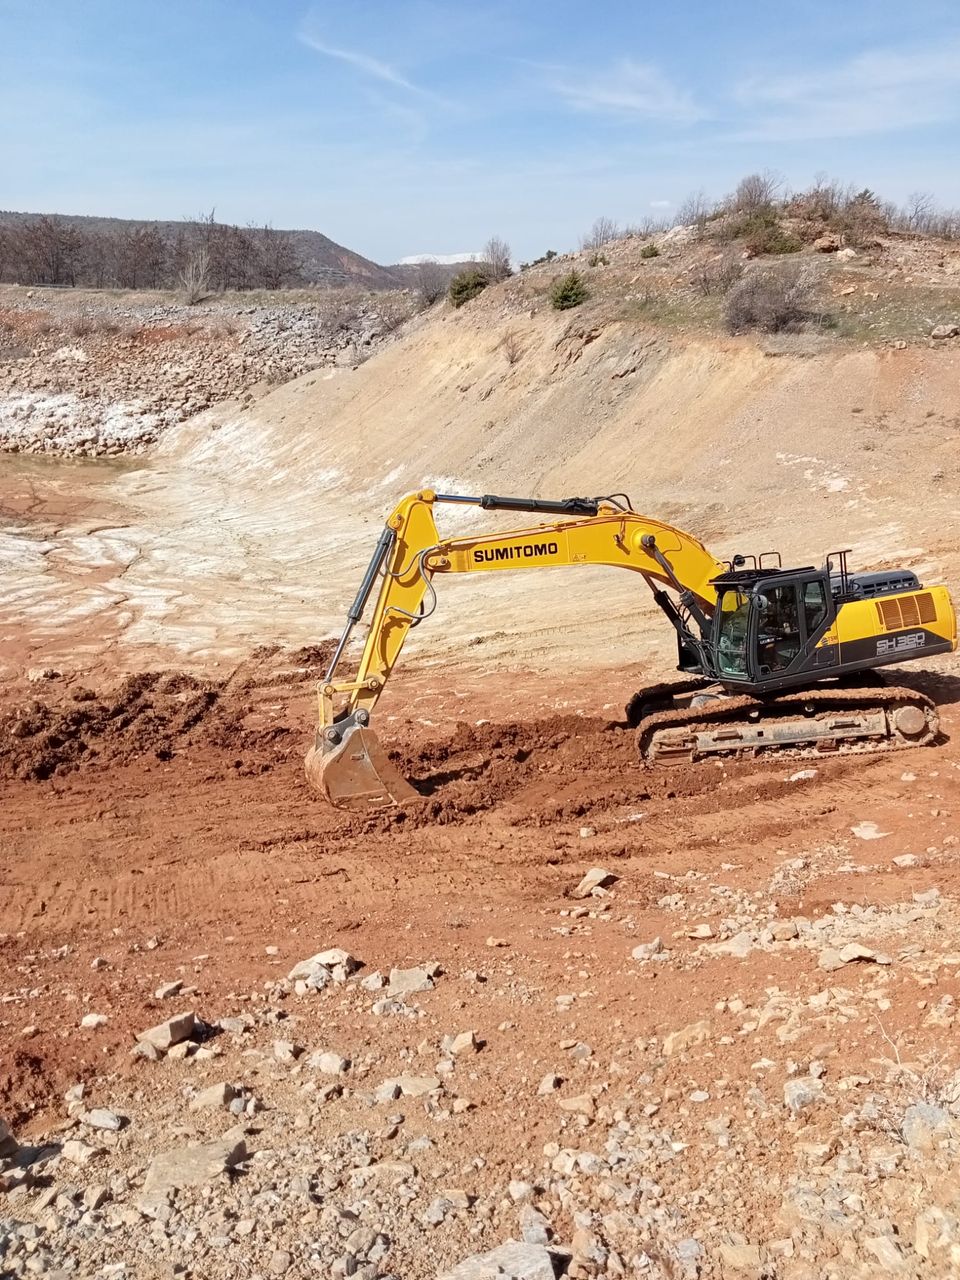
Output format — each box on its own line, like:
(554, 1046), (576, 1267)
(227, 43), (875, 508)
(0, 290), (416, 456)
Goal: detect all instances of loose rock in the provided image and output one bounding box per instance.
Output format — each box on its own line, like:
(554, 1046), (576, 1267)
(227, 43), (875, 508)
(136, 1011), (196, 1051)
(572, 867), (618, 898)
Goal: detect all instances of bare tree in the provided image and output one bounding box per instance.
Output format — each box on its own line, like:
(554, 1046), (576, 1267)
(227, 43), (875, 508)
(675, 190), (713, 231)
(580, 217), (619, 252)
(904, 191), (935, 233)
(83, 229), (113, 288)
(179, 244), (210, 304)
(624, 216), (670, 236)
(18, 215), (84, 285)
(252, 224), (301, 289)
(930, 208), (960, 239)
(482, 236), (512, 283)
(731, 170), (783, 212)
(415, 259), (448, 306)
(115, 224), (165, 289)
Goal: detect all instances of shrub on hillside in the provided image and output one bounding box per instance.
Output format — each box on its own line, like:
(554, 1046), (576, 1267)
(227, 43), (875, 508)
(448, 267), (490, 308)
(694, 251), (743, 297)
(743, 220), (801, 256)
(549, 270), (588, 310)
(520, 249), (557, 270)
(723, 266), (821, 334)
(786, 183), (893, 247)
(640, 243), (660, 259)
(719, 207), (800, 255)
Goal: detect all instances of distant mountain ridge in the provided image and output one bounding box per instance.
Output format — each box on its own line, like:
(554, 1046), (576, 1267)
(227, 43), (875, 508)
(0, 209), (401, 289)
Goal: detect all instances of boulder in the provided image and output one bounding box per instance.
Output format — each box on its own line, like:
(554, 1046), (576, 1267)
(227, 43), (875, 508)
(395, 1075), (441, 1097)
(142, 1127), (247, 1194)
(572, 867), (618, 898)
(81, 1108), (123, 1131)
(631, 937), (664, 961)
(437, 1241), (557, 1280)
(0, 1118), (18, 1159)
(719, 1243), (763, 1270)
(447, 1030), (480, 1056)
(136, 1011), (196, 1051)
(288, 947), (359, 982)
(388, 965), (438, 997)
(189, 1082), (238, 1111)
(308, 1051), (350, 1076)
(783, 1078), (824, 1112)
(902, 1102), (954, 1151)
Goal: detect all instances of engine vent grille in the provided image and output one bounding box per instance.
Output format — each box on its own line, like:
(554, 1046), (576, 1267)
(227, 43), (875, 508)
(876, 592), (937, 631)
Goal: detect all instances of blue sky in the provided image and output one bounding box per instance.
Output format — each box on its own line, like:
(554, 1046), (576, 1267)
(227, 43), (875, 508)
(2, 0), (960, 263)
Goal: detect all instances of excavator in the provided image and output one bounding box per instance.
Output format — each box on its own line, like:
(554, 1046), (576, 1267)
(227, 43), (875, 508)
(305, 489), (956, 810)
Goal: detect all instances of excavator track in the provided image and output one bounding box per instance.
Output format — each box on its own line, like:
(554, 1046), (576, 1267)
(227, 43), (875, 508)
(625, 678), (712, 727)
(636, 683), (939, 766)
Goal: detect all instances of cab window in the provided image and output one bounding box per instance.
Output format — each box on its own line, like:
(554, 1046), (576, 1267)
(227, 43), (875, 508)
(803, 580), (828, 634)
(716, 589), (750, 677)
(757, 584), (801, 671)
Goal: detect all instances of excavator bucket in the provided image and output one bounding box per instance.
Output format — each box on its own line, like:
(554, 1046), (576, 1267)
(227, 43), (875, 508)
(304, 720), (419, 810)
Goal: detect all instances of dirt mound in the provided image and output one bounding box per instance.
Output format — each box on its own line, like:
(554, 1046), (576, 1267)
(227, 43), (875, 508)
(0, 670), (289, 781)
(382, 711), (785, 828)
(388, 715), (630, 821)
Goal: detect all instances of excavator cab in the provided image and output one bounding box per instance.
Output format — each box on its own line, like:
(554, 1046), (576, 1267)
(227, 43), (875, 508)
(709, 567), (835, 691)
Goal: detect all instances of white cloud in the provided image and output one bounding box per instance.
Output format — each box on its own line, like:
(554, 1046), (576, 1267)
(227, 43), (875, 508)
(299, 33), (427, 96)
(649, 198), (672, 208)
(735, 41), (960, 140)
(549, 59), (704, 124)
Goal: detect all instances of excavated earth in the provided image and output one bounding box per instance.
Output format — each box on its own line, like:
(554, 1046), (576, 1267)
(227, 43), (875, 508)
(3, 263), (960, 1278)
(3, 651), (960, 1279)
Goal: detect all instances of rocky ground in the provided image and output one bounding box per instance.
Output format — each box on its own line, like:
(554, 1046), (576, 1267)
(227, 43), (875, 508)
(2, 652), (960, 1278)
(0, 287), (416, 456)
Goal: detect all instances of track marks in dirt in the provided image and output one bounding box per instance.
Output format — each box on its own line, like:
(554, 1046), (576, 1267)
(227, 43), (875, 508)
(0, 658), (954, 936)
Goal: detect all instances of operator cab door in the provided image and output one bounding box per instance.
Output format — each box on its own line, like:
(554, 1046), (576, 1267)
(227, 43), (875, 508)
(752, 573), (836, 684)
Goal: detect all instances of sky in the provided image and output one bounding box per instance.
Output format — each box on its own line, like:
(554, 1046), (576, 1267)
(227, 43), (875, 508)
(2, 0), (960, 263)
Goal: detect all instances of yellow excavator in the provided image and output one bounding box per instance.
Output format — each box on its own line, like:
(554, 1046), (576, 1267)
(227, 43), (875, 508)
(306, 489), (956, 809)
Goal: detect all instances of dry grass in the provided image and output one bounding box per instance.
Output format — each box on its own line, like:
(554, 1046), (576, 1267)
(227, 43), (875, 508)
(829, 280), (960, 342)
(66, 313), (125, 338)
(499, 331), (523, 365)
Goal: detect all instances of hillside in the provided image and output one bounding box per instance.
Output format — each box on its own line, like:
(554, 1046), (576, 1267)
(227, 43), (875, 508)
(0, 209), (405, 289)
(4, 218), (960, 673)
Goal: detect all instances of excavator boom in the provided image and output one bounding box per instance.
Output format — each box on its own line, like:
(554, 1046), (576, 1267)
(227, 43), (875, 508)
(306, 489), (728, 807)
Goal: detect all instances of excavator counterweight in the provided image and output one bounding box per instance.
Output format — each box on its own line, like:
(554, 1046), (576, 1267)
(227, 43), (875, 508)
(307, 489), (957, 809)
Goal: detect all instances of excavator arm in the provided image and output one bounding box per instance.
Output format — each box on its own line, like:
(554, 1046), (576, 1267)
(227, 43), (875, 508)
(307, 488), (728, 808)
